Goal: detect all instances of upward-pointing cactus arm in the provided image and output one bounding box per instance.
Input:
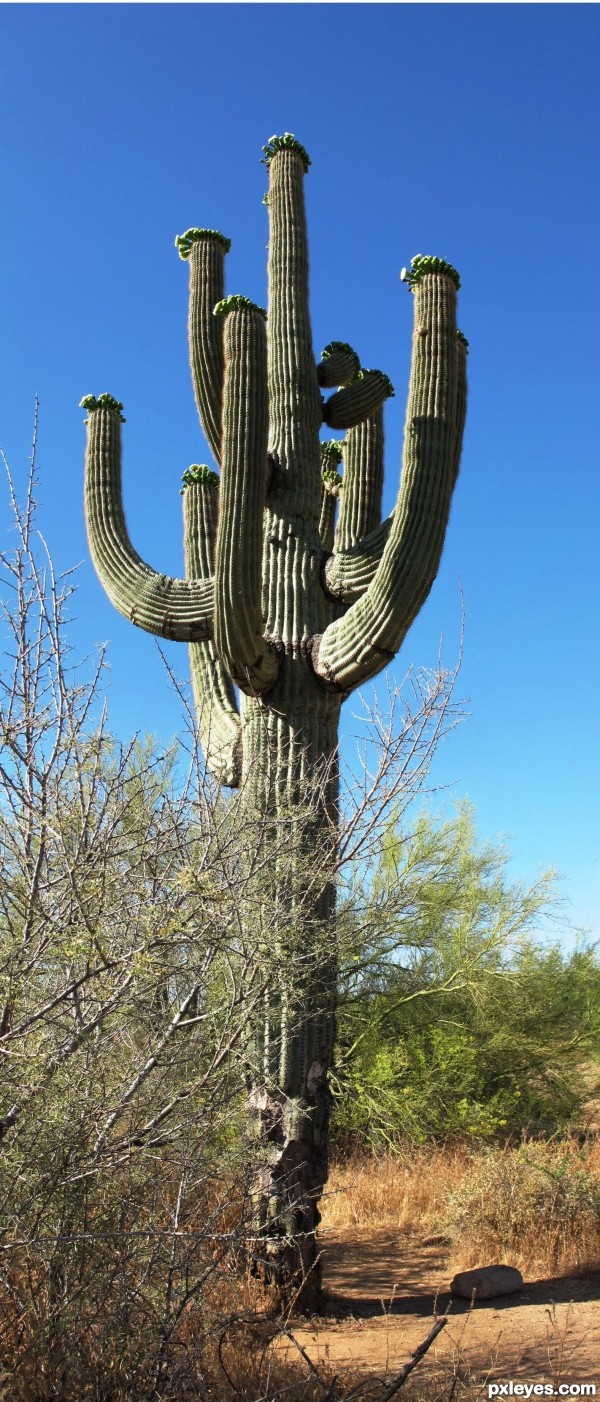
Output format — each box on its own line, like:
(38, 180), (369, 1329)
(83, 399), (214, 641)
(183, 471), (242, 787)
(214, 300), (279, 696)
(335, 405), (386, 552)
(265, 137), (323, 502)
(319, 443), (343, 555)
(312, 266), (467, 693)
(177, 228), (230, 467)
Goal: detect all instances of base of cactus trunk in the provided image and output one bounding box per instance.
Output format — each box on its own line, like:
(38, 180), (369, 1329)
(247, 1077), (331, 1314)
(250, 1222), (323, 1315)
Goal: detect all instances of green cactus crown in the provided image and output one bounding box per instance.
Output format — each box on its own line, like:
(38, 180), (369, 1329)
(213, 295), (267, 320)
(261, 133), (311, 173)
(80, 393), (126, 423)
(320, 341), (361, 373)
(456, 329), (469, 352)
(320, 439), (345, 466)
(359, 368), (395, 398)
(175, 228), (231, 261)
(180, 463), (220, 493)
(400, 255), (461, 291)
(320, 341), (359, 363)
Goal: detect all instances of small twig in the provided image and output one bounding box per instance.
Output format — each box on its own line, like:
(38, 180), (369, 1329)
(373, 1317), (448, 1402)
(280, 1319), (331, 1394)
(217, 1326), (240, 1396)
(282, 1248), (323, 1323)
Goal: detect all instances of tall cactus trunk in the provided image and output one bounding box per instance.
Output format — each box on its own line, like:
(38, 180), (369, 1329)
(242, 681), (340, 1310)
(82, 133), (467, 1314)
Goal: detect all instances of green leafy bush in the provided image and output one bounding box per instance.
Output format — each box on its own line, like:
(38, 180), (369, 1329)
(334, 805), (599, 1146)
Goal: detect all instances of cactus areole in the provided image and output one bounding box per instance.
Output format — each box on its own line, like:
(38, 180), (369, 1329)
(82, 135), (467, 1312)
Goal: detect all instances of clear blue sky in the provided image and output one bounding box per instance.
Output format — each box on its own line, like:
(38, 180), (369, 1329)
(1, 4), (598, 938)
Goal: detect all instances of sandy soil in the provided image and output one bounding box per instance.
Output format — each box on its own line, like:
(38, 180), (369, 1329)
(287, 1227), (600, 1389)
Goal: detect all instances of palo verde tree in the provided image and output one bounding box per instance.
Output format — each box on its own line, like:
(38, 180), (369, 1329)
(81, 133), (467, 1309)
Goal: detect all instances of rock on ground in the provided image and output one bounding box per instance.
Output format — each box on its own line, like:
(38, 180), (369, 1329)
(450, 1264), (524, 1300)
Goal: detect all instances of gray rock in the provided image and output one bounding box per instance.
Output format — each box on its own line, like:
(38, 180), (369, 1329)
(450, 1265), (523, 1300)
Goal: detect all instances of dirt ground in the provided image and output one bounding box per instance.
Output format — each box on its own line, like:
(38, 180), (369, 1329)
(287, 1227), (600, 1389)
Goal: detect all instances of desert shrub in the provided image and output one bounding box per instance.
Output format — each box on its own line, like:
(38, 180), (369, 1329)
(446, 1138), (600, 1274)
(334, 805), (600, 1146)
(0, 456), (300, 1397)
(0, 448), (461, 1396)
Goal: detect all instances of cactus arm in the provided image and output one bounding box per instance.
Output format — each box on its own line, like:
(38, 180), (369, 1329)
(177, 229), (231, 466)
(316, 341), (361, 389)
(312, 269), (465, 692)
(183, 471), (242, 787)
(325, 333), (467, 601)
(178, 229), (229, 465)
(322, 369), (394, 431)
(83, 400), (213, 641)
(265, 138), (322, 507)
(214, 301), (279, 696)
(323, 513), (393, 602)
(318, 441), (343, 554)
(335, 406), (385, 552)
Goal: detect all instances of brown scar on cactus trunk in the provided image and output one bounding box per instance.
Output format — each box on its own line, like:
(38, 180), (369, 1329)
(81, 141), (467, 1314)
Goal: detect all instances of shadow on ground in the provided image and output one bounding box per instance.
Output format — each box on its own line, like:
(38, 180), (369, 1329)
(320, 1230), (600, 1319)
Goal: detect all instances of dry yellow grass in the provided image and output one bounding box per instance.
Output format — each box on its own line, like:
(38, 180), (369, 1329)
(3, 1139), (599, 1398)
(323, 1138), (600, 1279)
(322, 1143), (474, 1234)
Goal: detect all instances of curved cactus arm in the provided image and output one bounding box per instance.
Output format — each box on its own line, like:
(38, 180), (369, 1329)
(323, 513), (393, 602)
(311, 269), (466, 693)
(325, 331), (467, 602)
(214, 301), (279, 696)
(183, 471), (242, 787)
(83, 399), (214, 641)
(316, 341), (361, 389)
(322, 369), (394, 431)
(176, 228), (231, 467)
(335, 405), (385, 552)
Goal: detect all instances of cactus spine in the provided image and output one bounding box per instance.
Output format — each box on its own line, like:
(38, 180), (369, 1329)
(82, 139), (467, 1311)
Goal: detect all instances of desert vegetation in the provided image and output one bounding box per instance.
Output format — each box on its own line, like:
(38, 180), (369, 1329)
(325, 1136), (600, 1281)
(1, 444), (598, 1399)
(0, 122), (598, 1402)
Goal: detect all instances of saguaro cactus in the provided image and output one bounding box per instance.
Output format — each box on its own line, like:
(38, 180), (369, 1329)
(82, 133), (467, 1310)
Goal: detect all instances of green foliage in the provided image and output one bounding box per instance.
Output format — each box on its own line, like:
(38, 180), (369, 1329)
(334, 804), (599, 1146)
(213, 294), (267, 319)
(180, 463), (220, 493)
(80, 392), (125, 422)
(320, 440), (345, 465)
(261, 132), (311, 173)
(174, 226), (231, 259)
(321, 467), (343, 496)
(400, 254), (461, 291)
